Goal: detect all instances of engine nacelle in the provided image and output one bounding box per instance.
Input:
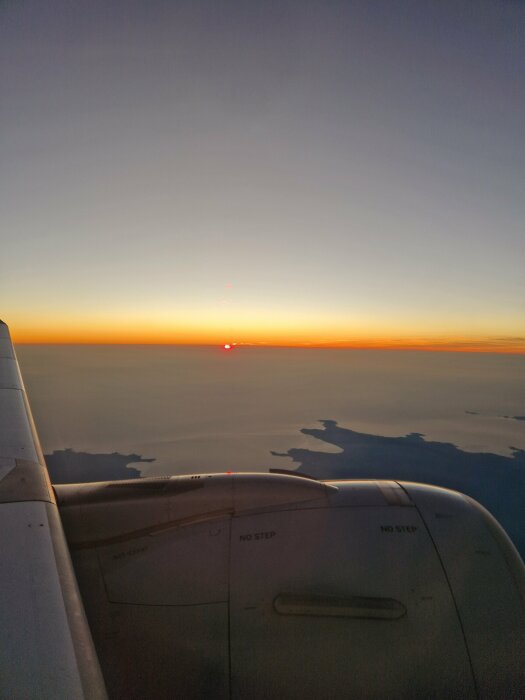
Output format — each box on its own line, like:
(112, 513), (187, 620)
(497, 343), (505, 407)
(56, 474), (525, 699)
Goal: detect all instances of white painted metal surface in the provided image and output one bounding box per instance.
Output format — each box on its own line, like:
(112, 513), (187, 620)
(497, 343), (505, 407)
(0, 320), (107, 699)
(403, 483), (525, 699)
(57, 472), (332, 547)
(230, 502), (476, 699)
(57, 474), (525, 699)
(0, 501), (92, 697)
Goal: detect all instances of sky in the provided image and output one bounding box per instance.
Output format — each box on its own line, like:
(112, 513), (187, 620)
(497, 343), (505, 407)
(1, 0), (524, 350)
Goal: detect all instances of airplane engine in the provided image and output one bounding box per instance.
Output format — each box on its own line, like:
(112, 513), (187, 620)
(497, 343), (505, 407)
(55, 473), (525, 699)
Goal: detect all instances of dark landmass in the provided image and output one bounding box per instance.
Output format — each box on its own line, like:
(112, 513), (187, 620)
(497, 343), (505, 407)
(45, 449), (153, 484)
(465, 411), (525, 421)
(272, 420), (525, 558)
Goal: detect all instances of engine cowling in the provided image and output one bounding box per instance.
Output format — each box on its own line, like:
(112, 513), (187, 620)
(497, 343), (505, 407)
(56, 474), (525, 699)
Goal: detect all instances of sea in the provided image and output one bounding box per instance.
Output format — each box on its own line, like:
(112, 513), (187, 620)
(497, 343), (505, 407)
(16, 344), (525, 476)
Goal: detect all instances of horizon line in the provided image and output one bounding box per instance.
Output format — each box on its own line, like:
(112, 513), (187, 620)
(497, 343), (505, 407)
(12, 340), (525, 355)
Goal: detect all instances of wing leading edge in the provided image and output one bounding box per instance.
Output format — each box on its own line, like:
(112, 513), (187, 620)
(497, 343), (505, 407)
(0, 321), (107, 699)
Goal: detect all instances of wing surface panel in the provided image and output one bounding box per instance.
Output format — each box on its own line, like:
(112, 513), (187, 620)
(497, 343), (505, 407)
(0, 320), (107, 699)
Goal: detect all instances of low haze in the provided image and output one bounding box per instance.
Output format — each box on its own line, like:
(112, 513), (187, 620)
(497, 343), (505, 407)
(17, 344), (525, 473)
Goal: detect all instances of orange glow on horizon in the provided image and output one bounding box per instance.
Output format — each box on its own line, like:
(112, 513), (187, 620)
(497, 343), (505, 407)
(6, 309), (525, 354)
(9, 326), (525, 354)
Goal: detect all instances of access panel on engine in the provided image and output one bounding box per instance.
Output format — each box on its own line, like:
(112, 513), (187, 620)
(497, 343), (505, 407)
(229, 506), (476, 700)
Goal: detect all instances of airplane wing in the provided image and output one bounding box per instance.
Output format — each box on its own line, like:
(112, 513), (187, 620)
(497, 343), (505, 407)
(0, 320), (107, 698)
(1, 319), (525, 698)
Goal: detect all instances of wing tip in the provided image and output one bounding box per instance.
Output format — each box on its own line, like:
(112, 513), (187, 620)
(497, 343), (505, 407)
(0, 320), (11, 340)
